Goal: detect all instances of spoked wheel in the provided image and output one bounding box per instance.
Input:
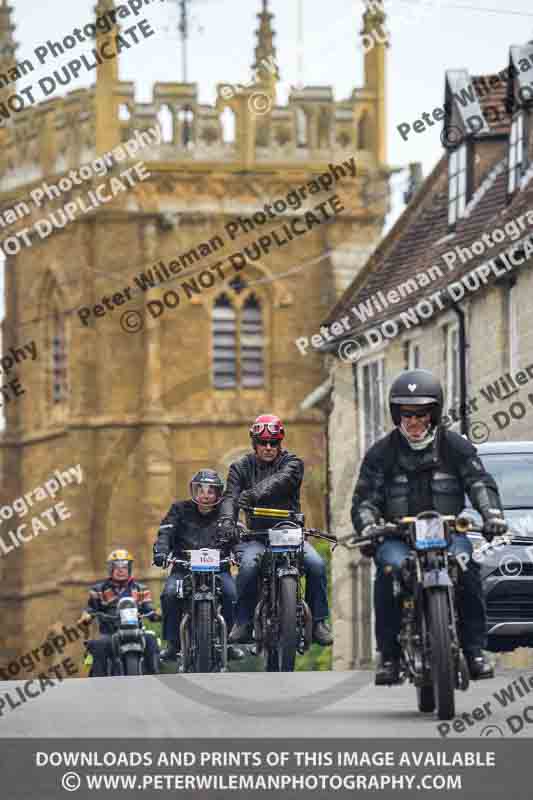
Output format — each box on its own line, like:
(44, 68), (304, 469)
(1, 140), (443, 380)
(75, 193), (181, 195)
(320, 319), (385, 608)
(428, 589), (455, 720)
(416, 684), (435, 713)
(277, 576), (298, 672)
(194, 603), (214, 673)
(124, 653), (143, 676)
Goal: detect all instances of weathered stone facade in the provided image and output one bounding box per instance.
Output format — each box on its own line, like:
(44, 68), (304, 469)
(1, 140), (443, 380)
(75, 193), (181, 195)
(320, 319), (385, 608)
(0, 0), (390, 677)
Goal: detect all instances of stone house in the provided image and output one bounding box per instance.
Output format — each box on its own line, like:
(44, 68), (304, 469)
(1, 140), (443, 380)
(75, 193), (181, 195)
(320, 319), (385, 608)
(313, 39), (533, 670)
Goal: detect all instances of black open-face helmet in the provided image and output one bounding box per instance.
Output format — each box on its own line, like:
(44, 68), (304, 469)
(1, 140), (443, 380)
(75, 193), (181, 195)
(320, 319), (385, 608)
(190, 469), (224, 510)
(389, 369), (443, 427)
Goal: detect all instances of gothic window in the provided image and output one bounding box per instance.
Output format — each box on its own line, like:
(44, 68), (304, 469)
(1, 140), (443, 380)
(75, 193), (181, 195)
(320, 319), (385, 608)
(178, 106), (194, 148)
(296, 107), (308, 147)
(51, 310), (68, 404)
(212, 283), (264, 390)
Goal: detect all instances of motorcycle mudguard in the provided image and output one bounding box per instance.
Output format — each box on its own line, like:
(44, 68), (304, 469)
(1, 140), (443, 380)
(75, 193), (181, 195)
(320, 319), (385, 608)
(423, 569), (452, 588)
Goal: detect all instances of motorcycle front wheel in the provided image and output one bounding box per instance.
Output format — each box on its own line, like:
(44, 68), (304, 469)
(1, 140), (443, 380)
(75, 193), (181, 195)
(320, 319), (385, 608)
(194, 602), (214, 673)
(277, 575), (298, 672)
(123, 652), (143, 676)
(428, 589), (455, 720)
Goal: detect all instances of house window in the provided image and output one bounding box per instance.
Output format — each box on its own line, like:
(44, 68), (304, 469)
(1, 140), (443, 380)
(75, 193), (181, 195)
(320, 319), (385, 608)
(506, 283), (519, 373)
(444, 324), (460, 412)
(448, 142), (468, 227)
(508, 112), (527, 194)
(404, 340), (421, 370)
(51, 310), (68, 404)
(358, 358), (385, 453)
(212, 286), (264, 389)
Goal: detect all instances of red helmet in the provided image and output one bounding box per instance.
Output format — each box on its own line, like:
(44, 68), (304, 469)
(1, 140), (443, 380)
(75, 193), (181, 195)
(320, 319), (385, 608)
(250, 414), (285, 442)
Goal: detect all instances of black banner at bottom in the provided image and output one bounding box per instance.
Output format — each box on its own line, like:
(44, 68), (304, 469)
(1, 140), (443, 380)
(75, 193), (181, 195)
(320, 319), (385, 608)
(0, 739), (525, 799)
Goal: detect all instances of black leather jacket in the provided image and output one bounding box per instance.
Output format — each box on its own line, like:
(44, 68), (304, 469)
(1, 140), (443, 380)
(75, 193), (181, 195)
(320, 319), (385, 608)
(352, 427), (503, 534)
(154, 500), (221, 557)
(219, 450), (304, 531)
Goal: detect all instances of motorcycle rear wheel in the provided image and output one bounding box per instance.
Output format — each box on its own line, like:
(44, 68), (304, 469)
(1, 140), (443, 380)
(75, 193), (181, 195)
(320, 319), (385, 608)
(428, 589), (455, 720)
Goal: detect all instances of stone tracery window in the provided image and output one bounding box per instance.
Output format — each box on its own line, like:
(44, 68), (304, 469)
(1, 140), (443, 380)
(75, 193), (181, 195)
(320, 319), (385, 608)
(212, 279), (264, 389)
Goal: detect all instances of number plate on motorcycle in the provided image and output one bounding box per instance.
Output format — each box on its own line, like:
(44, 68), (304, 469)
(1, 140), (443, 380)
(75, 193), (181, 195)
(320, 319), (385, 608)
(415, 517), (447, 550)
(190, 548), (220, 572)
(268, 528), (303, 549)
(119, 608), (138, 625)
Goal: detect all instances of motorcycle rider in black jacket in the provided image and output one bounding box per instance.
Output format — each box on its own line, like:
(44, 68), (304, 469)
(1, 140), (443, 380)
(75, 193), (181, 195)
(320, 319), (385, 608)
(218, 414), (333, 647)
(153, 470), (242, 661)
(351, 370), (507, 686)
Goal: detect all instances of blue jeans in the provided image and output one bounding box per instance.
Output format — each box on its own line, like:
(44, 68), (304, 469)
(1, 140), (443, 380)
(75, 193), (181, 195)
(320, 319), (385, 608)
(374, 533), (487, 657)
(160, 569), (237, 643)
(234, 540), (329, 625)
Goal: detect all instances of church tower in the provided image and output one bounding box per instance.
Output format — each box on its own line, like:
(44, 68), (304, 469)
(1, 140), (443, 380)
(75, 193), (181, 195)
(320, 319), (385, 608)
(0, 0), (389, 676)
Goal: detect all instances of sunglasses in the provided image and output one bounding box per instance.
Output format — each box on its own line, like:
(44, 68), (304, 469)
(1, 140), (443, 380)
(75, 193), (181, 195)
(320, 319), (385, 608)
(400, 409), (431, 419)
(258, 440), (281, 448)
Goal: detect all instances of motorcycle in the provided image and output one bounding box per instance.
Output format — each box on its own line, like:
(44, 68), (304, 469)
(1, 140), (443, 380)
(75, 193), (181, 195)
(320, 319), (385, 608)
(346, 511), (485, 720)
(165, 541), (234, 673)
(238, 505), (337, 673)
(84, 597), (160, 677)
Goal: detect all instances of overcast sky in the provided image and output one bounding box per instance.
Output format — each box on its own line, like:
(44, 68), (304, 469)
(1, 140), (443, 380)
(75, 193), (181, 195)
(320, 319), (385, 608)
(1, 0), (533, 315)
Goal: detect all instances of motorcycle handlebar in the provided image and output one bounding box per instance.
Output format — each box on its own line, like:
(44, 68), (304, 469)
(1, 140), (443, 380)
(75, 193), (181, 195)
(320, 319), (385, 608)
(339, 515), (491, 548)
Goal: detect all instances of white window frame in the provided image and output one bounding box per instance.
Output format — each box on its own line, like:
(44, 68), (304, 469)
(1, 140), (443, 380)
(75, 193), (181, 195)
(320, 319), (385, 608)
(448, 142), (467, 227)
(508, 111), (526, 195)
(444, 322), (460, 413)
(405, 337), (421, 370)
(357, 355), (386, 461)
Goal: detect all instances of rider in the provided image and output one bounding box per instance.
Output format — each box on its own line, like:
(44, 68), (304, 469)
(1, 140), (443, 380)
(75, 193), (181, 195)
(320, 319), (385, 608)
(351, 369), (507, 686)
(153, 469), (241, 661)
(79, 549), (161, 676)
(219, 414), (333, 647)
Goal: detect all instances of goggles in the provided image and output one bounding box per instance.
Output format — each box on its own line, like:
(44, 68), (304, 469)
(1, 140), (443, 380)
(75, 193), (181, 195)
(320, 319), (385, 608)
(399, 408), (431, 419)
(111, 560), (130, 569)
(251, 421), (283, 437)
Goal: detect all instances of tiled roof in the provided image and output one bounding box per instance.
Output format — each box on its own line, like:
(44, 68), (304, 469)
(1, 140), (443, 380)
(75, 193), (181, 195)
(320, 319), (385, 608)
(320, 70), (527, 344)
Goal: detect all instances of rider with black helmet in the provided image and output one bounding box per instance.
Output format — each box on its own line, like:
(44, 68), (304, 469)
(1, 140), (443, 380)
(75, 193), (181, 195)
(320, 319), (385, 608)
(351, 369), (507, 685)
(153, 469), (241, 661)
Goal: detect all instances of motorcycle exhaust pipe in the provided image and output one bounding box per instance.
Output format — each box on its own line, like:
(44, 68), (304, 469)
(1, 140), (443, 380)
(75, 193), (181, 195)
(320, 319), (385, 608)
(179, 613), (191, 663)
(302, 601), (313, 652)
(253, 600), (264, 653)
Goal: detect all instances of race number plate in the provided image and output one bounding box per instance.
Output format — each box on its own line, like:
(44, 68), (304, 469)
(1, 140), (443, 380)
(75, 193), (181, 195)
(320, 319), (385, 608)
(415, 517), (447, 550)
(268, 528), (303, 549)
(119, 607), (139, 625)
(190, 548), (220, 572)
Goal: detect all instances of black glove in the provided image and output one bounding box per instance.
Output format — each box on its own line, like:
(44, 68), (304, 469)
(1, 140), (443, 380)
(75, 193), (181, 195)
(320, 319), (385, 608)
(238, 490), (256, 509)
(153, 545), (169, 568)
(482, 512), (508, 541)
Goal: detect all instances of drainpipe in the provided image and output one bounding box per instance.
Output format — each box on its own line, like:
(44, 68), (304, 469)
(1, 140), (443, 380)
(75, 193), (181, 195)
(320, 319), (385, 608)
(451, 303), (467, 435)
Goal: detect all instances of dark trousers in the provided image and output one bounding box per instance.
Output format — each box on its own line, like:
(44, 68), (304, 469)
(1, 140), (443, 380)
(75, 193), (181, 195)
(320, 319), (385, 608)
(234, 540), (329, 625)
(373, 533), (487, 657)
(160, 569), (237, 643)
(88, 632), (159, 676)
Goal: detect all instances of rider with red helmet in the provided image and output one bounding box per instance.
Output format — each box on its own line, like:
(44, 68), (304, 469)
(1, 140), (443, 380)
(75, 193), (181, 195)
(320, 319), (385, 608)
(218, 414), (333, 647)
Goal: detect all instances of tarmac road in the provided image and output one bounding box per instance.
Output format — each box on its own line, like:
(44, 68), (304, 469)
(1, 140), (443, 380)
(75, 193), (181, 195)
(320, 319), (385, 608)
(1, 665), (532, 738)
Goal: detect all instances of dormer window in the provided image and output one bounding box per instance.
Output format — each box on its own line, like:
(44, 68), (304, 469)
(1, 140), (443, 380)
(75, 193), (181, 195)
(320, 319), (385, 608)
(508, 111), (527, 194)
(448, 142), (468, 227)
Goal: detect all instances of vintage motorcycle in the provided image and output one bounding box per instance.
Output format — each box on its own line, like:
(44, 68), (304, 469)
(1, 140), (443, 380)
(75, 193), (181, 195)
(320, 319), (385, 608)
(348, 511), (486, 720)
(166, 541), (234, 673)
(84, 596), (160, 677)
(239, 505), (337, 672)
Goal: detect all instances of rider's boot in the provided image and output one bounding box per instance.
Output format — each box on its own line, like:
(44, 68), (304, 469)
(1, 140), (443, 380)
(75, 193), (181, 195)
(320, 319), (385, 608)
(312, 621), (334, 646)
(160, 640), (179, 662)
(465, 649), (494, 680)
(375, 652), (401, 686)
(228, 622), (253, 644)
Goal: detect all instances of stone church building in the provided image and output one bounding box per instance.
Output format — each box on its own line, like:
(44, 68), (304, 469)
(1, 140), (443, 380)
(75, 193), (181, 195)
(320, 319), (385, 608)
(0, 0), (390, 674)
